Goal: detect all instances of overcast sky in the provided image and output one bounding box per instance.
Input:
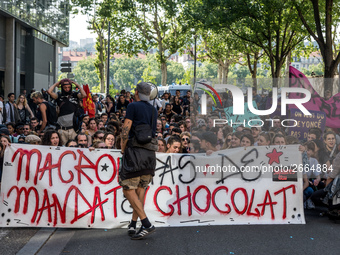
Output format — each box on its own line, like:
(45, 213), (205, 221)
(69, 13), (96, 44)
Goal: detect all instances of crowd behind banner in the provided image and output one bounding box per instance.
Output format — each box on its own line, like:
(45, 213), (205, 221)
(0, 79), (339, 214)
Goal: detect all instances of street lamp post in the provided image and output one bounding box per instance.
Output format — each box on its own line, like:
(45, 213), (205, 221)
(193, 34), (197, 92)
(106, 21), (110, 95)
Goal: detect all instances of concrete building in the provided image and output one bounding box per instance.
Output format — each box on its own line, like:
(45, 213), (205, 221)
(60, 49), (94, 70)
(63, 40), (79, 51)
(0, 0), (69, 97)
(80, 38), (94, 48)
(171, 49), (202, 70)
(290, 52), (323, 71)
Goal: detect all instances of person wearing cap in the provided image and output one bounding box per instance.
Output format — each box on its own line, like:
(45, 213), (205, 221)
(251, 127), (261, 138)
(25, 134), (41, 145)
(119, 82), (157, 240)
(0, 126), (10, 137)
(47, 79), (86, 145)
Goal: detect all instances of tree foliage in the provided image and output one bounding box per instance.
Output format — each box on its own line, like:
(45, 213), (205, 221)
(71, 0), (109, 93)
(302, 62), (324, 76)
(185, 0), (308, 87)
(291, 0), (340, 94)
(95, 0), (191, 86)
(73, 57), (99, 88)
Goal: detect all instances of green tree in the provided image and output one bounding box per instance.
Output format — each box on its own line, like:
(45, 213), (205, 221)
(199, 30), (242, 84)
(71, 1), (109, 93)
(90, 16), (108, 93)
(186, 0), (308, 87)
(141, 65), (157, 85)
(197, 62), (218, 81)
(243, 44), (263, 89)
(167, 61), (185, 84)
(291, 0), (340, 95)
(143, 54), (162, 85)
(72, 57), (100, 88)
(232, 65), (251, 85)
(181, 67), (194, 85)
(302, 62), (324, 76)
(97, 0), (190, 86)
(113, 69), (135, 91)
(110, 57), (146, 86)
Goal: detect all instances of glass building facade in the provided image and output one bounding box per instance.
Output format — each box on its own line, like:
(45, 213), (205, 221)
(0, 0), (69, 45)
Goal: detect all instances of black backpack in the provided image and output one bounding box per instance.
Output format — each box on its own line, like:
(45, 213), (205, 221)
(73, 105), (85, 132)
(43, 102), (58, 125)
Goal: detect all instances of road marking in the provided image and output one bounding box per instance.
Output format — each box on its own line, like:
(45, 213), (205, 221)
(16, 228), (55, 255)
(37, 228), (75, 255)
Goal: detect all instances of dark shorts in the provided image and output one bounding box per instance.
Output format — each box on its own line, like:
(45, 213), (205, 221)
(119, 174), (153, 190)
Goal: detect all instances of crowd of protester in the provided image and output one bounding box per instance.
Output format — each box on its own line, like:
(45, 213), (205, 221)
(0, 79), (339, 213)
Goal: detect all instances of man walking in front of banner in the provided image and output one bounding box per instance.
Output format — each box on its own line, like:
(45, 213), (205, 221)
(120, 82), (158, 240)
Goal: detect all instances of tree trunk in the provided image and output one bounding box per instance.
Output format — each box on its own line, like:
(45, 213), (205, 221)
(272, 57), (284, 87)
(246, 52), (258, 89)
(218, 64), (222, 84)
(101, 64), (106, 93)
(252, 70), (257, 89)
(221, 61), (229, 84)
(97, 34), (106, 93)
(270, 58), (277, 87)
(324, 68), (335, 96)
(285, 50), (291, 87)
(161, 61), (167, 86)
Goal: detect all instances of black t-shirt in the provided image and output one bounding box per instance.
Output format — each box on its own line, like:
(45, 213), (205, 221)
(163, 109), (174, 122)
(105, 101), (116, 114)
(36, 101), (57, 125)
(125, 101), (157, 139)
(117, 100), (129, 112)
(56, 92), (79, 117)
(172, 103), (182, 115)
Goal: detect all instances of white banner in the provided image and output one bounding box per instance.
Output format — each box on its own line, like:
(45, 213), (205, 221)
(0, 144), (305, 228)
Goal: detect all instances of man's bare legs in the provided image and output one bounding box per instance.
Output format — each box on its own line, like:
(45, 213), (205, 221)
(123, 187), (155, 239)
(130, 187), (146, 222)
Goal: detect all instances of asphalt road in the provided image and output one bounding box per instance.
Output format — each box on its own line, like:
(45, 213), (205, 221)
(1, 209), (339, 255)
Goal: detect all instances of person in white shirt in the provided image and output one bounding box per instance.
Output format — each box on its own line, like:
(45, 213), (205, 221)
(148, 98), (163, 114)
(161, 92), (170, 109)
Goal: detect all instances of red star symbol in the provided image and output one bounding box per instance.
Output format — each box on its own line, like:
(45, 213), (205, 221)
(266, 148), (283, 165)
